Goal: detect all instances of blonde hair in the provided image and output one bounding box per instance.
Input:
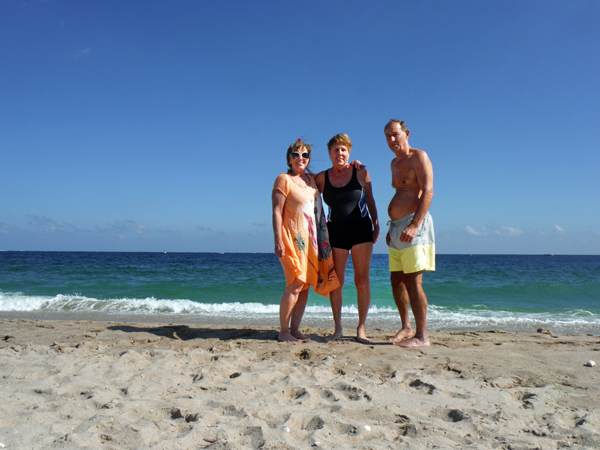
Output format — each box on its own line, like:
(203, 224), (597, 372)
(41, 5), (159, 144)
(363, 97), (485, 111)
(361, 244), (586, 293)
(327, 133), (353, 151)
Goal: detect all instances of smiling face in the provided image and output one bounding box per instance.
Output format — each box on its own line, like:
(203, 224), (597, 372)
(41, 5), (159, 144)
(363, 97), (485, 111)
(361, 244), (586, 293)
(285, 140), (313, 174)
(326, 134), (353, 169)
(287, 145), (311, 174)
(328, 143), (350, 169)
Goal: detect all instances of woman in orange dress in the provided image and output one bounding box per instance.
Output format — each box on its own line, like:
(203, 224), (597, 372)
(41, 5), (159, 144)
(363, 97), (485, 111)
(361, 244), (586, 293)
(272, 139), (339, 343)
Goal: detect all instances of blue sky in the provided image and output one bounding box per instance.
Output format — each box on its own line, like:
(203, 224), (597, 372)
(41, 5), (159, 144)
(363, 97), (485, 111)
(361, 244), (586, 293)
(2, 0), (599, 254)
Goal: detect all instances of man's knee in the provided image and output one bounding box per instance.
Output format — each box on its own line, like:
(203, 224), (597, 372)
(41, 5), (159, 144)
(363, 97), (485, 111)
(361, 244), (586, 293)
(403, 272), (425, 296)
(390, 271), (404, 287)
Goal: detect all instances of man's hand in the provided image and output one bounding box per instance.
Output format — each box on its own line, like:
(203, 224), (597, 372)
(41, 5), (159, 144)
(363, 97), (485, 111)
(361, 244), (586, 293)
(385, 230), (391, 246)
(400, 224), (418, 243)
(350, 160), (366, 170)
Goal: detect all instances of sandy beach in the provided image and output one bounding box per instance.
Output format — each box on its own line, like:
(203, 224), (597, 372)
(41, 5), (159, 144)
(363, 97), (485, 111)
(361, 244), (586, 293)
(1, 318), (599, 449)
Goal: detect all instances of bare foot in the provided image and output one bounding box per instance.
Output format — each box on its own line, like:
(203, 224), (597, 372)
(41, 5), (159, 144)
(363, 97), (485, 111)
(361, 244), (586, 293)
(393, 336), (430, 348)
(325, 330), (344, 342)
(290, 330), (308, 341)
(389, 327), (414, 343)
(278, 331), (300, 343)
(356, 326), (370, 344)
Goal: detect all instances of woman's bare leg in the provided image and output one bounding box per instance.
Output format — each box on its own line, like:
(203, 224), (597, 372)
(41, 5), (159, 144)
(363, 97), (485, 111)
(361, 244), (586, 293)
(350, 242), (373, 343)
(290, 288), (309, 340)
(325, 248), (349, 342)
(279, 278), (305, 343)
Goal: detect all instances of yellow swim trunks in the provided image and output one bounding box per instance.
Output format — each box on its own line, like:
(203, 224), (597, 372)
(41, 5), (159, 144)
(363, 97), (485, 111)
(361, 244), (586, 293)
(388, 212), (435, 273)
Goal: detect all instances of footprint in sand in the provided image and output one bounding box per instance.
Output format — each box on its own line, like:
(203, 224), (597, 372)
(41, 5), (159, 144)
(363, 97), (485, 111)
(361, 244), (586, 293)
(305, 415), (325, 431)
(337, 383), (372, 401)
(408, 378), (436, 395)
(432, 407), (470, 423)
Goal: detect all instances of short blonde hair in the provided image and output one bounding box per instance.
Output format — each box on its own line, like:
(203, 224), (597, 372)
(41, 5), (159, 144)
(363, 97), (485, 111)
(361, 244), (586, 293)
(327, 134), (353, 152)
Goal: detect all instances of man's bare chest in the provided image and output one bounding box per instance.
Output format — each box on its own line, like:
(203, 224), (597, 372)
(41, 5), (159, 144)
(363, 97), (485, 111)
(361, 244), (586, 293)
(392, 161), (418, 188)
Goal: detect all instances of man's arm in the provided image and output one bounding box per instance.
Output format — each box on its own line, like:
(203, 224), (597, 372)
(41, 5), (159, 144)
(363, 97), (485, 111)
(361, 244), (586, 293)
(386, 158), (397, 246)
(400, 150), (433, 243)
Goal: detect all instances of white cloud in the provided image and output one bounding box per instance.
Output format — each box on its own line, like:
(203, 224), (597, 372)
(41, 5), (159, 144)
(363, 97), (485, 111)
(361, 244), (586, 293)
(94, 220), (174, 237)
(75, 48), (92, 57)
(555, 225), (566, 234)
(496, 226), (523, 237)
(27, 215), (57, 227)
(465, 226), (487, 236)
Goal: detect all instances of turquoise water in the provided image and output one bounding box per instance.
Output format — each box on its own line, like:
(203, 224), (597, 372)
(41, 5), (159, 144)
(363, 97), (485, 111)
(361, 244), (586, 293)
(1, 252), (599, 333)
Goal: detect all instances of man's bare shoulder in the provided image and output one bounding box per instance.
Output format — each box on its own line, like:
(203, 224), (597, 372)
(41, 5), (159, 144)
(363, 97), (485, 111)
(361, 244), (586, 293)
(409, 147), (428, 157)
(409, 148), (431, 165)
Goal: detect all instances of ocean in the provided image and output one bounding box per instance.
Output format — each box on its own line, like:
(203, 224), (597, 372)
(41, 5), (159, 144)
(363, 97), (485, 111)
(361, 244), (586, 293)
(1, 252), (599, 334)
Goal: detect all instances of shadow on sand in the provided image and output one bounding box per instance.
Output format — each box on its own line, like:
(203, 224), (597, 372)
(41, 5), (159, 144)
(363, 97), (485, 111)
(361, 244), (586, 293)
(107, 324), (278, 342)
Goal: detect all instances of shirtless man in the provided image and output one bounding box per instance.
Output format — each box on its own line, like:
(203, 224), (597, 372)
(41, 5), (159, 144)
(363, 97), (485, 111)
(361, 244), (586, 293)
(384, 120), (435, 348)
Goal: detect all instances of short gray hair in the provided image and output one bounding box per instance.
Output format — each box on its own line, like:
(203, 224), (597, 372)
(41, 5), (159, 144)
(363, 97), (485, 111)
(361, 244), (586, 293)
(384, 119), (408, 133)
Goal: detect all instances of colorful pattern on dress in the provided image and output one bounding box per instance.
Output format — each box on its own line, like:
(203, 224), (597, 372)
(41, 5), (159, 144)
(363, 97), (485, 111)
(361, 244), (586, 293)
(272, 173), (339, 297)
(315, 195), (332, 261)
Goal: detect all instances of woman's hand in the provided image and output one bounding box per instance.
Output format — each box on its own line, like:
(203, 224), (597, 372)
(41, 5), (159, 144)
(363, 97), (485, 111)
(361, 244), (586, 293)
(372, 224), (380, 244)
(274, 240), (285, 258)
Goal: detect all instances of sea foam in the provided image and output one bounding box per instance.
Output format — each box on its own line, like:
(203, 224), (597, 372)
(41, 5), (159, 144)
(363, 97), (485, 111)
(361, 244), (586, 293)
(1, 291), (598, 334)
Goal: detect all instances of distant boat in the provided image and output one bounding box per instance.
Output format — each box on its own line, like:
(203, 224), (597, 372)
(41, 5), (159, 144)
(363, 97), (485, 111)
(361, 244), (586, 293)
(544, 253), (553, 256)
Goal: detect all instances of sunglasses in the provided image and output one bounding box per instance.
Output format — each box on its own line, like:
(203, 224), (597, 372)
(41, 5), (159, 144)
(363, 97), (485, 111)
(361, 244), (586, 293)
(291, 152), (310, 160)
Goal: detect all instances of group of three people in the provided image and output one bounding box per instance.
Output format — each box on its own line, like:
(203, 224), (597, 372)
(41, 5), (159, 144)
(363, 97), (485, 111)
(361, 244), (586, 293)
(271, 120), (435, 348)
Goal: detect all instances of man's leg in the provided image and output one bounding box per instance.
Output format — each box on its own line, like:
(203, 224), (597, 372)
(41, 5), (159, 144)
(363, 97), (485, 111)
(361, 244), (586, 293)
(393, 271), (430, 348)
(389, 271), (414, 342)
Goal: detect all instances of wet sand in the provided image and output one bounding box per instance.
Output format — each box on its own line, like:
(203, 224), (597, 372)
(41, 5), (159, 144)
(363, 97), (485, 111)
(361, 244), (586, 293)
(1, 318), (599, 449)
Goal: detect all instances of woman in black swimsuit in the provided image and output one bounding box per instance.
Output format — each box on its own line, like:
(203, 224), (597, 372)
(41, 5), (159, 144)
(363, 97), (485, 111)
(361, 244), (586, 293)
(315, 134), (379, 343)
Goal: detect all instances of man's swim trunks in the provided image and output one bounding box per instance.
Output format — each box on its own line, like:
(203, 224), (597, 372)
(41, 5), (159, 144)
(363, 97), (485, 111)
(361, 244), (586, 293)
(388, 212), (435, 273)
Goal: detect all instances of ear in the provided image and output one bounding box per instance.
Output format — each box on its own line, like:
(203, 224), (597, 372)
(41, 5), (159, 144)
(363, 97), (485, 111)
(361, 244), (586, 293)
(405, 130), (410, 138)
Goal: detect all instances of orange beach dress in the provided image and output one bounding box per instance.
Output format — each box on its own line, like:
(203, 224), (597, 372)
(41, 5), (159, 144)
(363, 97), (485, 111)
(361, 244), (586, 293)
(273, 173), (339, 297)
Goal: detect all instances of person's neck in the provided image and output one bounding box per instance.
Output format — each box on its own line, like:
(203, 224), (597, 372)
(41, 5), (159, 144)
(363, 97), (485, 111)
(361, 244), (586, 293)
(394, 144), (411, 159)
(331, 163), (349, 173)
